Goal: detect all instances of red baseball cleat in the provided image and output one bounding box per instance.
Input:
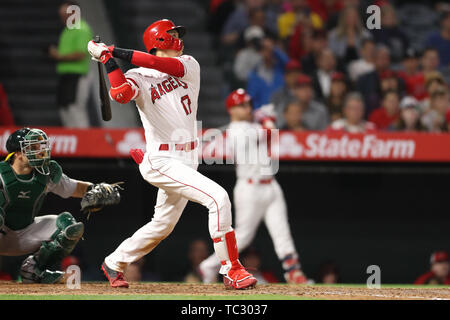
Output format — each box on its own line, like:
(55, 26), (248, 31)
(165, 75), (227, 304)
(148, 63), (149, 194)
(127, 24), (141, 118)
(223, 264), (257, 290)
(101, 262), (129, 288)
(284, 269), (308, 284)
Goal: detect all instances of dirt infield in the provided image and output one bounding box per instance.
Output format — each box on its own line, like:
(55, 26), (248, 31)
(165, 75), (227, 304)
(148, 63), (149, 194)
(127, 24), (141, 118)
(0, 282), (449, 300)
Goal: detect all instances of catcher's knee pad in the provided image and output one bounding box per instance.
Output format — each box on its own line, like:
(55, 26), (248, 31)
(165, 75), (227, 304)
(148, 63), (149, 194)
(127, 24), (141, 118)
(55, 222), (84, 251)
(64, 222), (84, 241)
(56, 212), (77, 230)
(54, 212), (84, 242)
(33, 214), (84, 272)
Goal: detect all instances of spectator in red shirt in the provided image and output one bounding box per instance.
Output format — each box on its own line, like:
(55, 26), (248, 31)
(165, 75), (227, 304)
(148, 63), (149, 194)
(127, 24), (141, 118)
(328, 92), (377, 133)
(0, 83), (15, 126)
(369, 90), (401, 130)
(287, 16), (314, 61)
(414, 251), (450, 285)
(398, 48), (427, 101)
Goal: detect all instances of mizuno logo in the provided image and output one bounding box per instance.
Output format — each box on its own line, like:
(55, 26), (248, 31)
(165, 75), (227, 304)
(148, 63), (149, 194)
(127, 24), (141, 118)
(18, 191), (31, 199)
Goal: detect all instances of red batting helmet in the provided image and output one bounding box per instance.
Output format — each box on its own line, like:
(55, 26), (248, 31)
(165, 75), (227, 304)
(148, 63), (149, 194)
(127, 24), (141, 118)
(226, 88), (251, 111)
(143, 19), (186, 53)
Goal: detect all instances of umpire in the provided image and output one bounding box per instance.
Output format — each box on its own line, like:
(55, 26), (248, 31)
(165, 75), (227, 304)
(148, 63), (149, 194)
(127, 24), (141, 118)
(48, 1), (93, 127)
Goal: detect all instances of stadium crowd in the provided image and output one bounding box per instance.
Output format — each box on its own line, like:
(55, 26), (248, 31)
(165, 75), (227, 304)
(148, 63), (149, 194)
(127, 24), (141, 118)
(207, 0), (450, 133)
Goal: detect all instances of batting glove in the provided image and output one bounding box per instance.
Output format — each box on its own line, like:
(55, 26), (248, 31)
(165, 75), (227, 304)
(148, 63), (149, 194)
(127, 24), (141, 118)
(87, 40), (110, 63)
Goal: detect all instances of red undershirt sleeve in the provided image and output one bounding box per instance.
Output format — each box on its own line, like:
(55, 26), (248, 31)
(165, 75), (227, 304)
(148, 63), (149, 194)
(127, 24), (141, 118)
(110, 47), (185, 77)
(131, 51), (185, 77)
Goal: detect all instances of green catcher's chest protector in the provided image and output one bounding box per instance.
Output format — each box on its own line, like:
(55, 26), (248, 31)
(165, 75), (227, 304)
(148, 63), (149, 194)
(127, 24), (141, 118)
(0, 161), (61, 230)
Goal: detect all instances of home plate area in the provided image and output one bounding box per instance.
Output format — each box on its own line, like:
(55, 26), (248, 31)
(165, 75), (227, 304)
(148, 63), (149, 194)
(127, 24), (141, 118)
(0, 282), (448, 300)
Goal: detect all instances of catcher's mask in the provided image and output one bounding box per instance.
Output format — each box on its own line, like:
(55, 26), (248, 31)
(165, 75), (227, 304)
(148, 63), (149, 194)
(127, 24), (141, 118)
(19, 129), (52, 175)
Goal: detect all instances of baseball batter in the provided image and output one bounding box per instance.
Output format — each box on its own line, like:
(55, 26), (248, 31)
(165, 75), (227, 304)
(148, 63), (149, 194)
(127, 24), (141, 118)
(87, 19), (257, 289)
(199, 89), (309, 284)
(0, 128), (121, 283)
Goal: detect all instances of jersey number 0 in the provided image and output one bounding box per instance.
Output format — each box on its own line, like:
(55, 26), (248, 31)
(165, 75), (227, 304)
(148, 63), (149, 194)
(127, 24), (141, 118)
(181, 95), (192, 115)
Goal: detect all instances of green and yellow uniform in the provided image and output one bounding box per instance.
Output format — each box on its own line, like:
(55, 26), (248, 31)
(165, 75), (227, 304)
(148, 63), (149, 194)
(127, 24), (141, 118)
(0, 160), (62, 231)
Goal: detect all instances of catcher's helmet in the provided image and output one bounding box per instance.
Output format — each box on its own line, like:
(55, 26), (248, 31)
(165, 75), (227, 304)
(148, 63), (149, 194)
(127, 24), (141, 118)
(225, 88), (252, 111)
(6, 127), (31, 153)
(143, 19), (186, 54)
(5, 128), (51, 175)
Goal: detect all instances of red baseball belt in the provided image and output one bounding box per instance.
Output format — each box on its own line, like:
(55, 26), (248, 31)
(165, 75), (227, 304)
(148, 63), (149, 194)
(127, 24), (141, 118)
(247, 178), (273, 184)
(159, 140), (198, 152)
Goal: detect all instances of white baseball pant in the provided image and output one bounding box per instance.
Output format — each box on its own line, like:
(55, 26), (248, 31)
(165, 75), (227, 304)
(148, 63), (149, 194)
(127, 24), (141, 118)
(104, 148), (235, 272)
(199, 178), (298, 282)
(0, 215), (57, 256)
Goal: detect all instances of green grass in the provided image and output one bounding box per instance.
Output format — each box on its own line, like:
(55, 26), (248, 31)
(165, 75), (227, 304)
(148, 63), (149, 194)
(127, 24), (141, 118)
(0, 294), (318, 300)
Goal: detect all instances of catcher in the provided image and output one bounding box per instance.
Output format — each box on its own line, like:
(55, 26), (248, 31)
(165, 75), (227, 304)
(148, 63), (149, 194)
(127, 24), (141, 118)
(0, 127), (121, 283)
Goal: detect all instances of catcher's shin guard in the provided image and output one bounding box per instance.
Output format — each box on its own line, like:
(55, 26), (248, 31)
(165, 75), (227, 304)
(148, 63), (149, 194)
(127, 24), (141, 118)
(212, 230), (257, 290)
(30, 212), (84, 280)
(20, 255), (64, 284)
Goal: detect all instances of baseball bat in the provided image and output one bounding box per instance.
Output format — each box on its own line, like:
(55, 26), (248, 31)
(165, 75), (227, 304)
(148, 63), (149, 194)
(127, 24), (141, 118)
(93, 35), (112, 121)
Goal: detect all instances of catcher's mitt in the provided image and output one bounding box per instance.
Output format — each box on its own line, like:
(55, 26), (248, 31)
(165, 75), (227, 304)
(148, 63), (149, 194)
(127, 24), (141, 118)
(80, 182), (123, 215)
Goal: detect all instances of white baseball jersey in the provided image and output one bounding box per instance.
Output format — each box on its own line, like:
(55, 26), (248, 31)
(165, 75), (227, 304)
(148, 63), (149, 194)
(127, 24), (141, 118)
(125, 55), (200, 146)
(227, 120), (274, 180)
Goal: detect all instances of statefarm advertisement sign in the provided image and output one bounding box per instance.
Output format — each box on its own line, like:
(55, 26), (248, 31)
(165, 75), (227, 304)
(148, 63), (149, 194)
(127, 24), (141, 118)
(1, 127), (450, 162)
